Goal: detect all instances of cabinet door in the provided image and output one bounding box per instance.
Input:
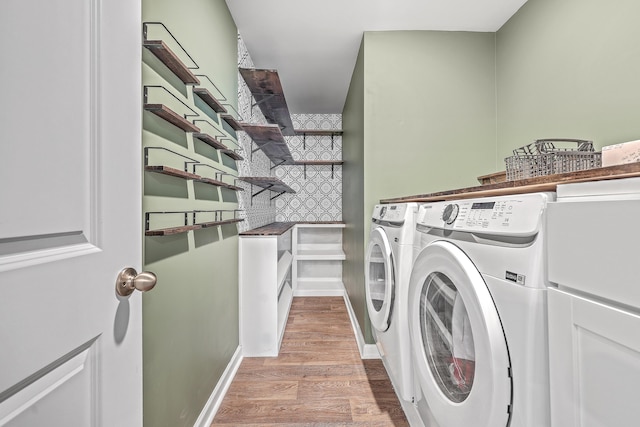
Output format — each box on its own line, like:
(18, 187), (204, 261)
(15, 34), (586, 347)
(548, 288), (640, 427)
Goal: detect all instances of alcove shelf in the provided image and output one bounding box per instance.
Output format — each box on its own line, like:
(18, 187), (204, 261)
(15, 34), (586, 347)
(238, 176), (295, 202)
(239, 68), (295, 136)
(241, 123), (293, 165)
(143, 40), (200, 85)
(144, 104), (200, 133)
(193, 133), (227, 150)
(220, 149), (244, 161)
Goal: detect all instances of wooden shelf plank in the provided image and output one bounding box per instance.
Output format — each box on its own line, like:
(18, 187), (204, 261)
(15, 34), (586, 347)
(143, 40), (200, 85)
(221, 114), (243, 131)
(220, 149), (244, 161)
(145, 224), (201, 236)
(193, 133), (227, 150)
(196, 177), (243, 191)
(198, 218), (244, 228)
(193, 87), (227, 113)
(294, 129), (343, 136)
(241, 123), (293, 163)
(239, 68), (295, 136)
(238, 176), (296, 194)
(288, 160), (344, 166)
(145, 165), (200, 180)
(144, 104), (200, 133)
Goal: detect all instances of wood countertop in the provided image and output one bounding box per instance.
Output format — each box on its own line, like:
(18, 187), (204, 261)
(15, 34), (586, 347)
(240, 221), (344, 236)
(381, 163), (640, 204)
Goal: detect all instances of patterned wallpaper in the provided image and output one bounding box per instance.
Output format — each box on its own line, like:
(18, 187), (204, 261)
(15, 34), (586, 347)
(275, 114), (342, 222)
(236, 35), (343, 230)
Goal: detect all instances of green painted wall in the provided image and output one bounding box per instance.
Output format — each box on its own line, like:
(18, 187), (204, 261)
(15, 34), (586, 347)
(141, 1), (239, 426)
(342, 40), (368, 342)
(496, 0), (640, 160)
(343, 31), (497, 343)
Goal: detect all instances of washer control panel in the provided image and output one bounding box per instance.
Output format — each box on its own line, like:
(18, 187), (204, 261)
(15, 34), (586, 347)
(417, 193), (554, 236)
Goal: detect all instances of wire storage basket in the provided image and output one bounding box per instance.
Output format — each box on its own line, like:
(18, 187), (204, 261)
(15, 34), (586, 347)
(505, 138), (601, 181)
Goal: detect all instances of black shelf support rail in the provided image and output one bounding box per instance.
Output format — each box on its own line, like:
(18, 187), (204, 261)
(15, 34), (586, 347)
(143, 85), (200, 120)
(144, 146), (200, 172)
(142, 22), (199, 70)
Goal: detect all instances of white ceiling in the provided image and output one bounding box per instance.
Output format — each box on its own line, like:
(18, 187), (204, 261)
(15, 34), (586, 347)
(225, 0), (528, 114)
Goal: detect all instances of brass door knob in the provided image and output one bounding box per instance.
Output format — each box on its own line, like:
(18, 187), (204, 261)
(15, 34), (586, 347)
(115, 267), (157, 296)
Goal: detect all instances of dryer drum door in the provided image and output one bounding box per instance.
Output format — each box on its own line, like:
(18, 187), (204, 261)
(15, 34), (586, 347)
(409, 241), (512, 427)
(365, 227), (395, 332)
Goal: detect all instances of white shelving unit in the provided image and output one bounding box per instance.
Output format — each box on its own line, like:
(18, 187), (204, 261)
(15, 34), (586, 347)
(293, 223), (345, 296)
(239, 228), (293, 357)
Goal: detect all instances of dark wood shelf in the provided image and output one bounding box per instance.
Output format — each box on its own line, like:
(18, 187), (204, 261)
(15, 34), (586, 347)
(241, 123), (293, 164)
(146, 224), (201, 236)
(239, 176), (296, 199)
(193, 87), (227, 113)
(220, 149), (244, 161)
(144, 104), (201, 133)
(193, 133), (227, 150)
(146, 164), (242, 191)
(143, 40), (200, 85)
(288, 160), (344, 166)
(196, 176), (243, 191)
(221, 114), (243, 131)
(239, 68), (295, 136)
(294, 129), (343, 136)
(145, 165), (200, 180)
(199, 218), (244, 228)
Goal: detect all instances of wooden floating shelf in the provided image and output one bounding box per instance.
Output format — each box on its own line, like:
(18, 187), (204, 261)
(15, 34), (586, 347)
(145, 164), (242, 191)
(193, 133), (227, 150)
(239, 68), (295, 136)
(220, 149), (244, 161)
(239, 176), (296, 194)
(143, 40), (200, 85)
(145, 165), (200, 180)
(144, 104), (200, 133)
(146, 224), (201, 236)
(193, 87), (227, 113)
(241, 123), (293, 163)
(199, 218), (244, 228)
(287, 160), (344, 166)
(294, 129), (344, 136)
(221, 114), (243, 131)
(196, 177), (243, 191)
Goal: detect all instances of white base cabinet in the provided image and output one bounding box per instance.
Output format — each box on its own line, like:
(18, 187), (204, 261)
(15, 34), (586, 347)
(239, 228), (293, 357)
(239, 223), (344, 356)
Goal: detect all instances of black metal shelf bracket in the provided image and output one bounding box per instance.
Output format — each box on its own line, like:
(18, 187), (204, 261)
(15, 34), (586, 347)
(143, 85), (200, 120)
(142, 22), (199, 70)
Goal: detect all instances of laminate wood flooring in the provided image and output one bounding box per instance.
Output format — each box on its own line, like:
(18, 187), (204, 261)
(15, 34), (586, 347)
(211, 296), (409, 426)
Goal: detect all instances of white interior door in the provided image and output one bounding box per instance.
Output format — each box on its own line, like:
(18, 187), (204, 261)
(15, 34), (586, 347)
(0, 0), (143, 426)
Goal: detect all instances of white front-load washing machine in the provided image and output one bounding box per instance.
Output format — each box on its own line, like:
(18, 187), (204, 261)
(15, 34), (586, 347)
(366, 203), (417, 404)
(408, 192), (554, 427)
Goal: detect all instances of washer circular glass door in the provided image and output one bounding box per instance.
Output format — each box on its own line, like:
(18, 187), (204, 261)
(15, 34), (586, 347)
(409, 240), (511, 427)
(365, 227), (395, 332)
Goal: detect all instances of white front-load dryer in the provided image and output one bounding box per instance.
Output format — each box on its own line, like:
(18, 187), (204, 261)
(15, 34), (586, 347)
(365, 203), (417, 404)
(408, 193), (554, 427)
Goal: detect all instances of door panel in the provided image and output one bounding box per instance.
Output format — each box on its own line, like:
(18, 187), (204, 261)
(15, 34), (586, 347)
(0, 0), (142, 425)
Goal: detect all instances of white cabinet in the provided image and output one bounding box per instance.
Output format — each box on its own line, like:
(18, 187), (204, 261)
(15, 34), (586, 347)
(239, 227), (293, 357)
(293, 223), (345, 296)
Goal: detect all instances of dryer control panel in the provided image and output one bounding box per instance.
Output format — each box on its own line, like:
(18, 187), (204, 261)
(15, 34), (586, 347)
(417, 193), (554, 237)
(372, 203), (410, 225)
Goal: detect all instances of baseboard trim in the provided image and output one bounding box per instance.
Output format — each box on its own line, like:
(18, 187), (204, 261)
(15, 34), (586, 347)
(342, 291), (380, 360)
(193, 346), (243, 427)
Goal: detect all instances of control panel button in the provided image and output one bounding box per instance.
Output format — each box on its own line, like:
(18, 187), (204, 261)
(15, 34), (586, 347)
(442, 203), (459, 224)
